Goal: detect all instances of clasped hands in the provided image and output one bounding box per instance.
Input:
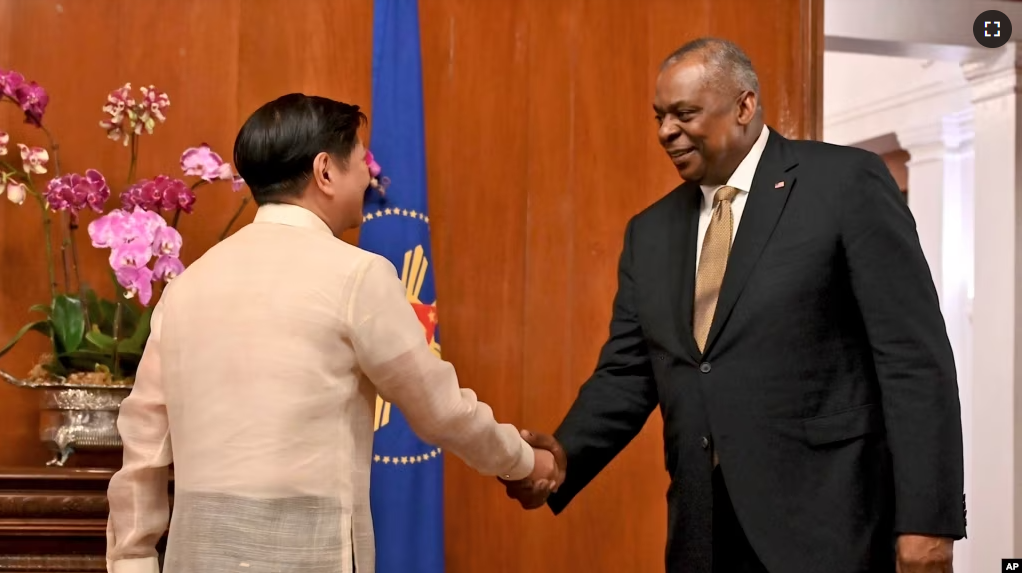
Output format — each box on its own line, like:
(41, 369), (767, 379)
(499, 430), (567, 509)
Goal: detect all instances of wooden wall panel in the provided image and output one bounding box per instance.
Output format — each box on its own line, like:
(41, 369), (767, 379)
(0, 0), (822, 571)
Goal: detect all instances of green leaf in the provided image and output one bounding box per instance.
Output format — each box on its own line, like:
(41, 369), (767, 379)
(51, 295), (86, 354)
(29, 303), (52, 317)
(82, 284), (103, 326)
(84, 326), (117, 351)
(118, 306), (154, 354)
(0, 320), (50, 359)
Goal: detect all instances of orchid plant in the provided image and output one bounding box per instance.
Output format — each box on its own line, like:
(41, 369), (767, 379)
(0, 71), (249, 385)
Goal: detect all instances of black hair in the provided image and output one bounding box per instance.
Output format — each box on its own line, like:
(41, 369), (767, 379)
(233, 93), (367, 205)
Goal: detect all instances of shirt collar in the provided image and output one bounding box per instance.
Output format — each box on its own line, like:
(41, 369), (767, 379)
(699, 124), (770, 201)
(252, 203), (334, 235)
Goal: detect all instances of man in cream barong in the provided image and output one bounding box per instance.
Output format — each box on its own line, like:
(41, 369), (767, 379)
(105, 94), (562, 573)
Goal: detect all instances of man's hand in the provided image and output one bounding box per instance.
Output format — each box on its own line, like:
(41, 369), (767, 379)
(499, 430), (567, 510)
(896, 534), (953, 573)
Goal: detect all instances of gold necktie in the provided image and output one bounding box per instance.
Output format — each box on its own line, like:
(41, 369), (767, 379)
(693, 185), (740, 353)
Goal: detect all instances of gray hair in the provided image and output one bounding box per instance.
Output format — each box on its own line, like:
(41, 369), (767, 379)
(661, 37), (760, 97)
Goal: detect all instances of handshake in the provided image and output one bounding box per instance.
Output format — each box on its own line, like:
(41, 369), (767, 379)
(499, 430), (568, 510)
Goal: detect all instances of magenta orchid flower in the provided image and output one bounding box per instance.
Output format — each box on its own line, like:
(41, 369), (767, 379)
(121, 175), (195, 213)
(366, 150), (382, 177)
(0, 70), (48, 125)
(45, 169), (110, 223)
(17, 143), (48, 175)
(365, 149), (389, 195)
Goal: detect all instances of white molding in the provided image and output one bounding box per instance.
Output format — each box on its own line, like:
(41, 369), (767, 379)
(942, 109), (975, 153)
(824, 65), (971, 148)
(962, 43), (1022, 104)
(825, 76), (967, 128)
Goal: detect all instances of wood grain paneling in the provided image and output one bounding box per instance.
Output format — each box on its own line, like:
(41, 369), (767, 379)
(0, 0), (822, 570)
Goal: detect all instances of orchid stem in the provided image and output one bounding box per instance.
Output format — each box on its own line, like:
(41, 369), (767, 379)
(170, 207), (182, 229)
(127, 135), (139, 184)
(111, 302), (123, 379)
(39, 124), (61, 177)
(19, 175), (58, 300)
(58, 211), (71, 292)
(219, 196), (250, 241)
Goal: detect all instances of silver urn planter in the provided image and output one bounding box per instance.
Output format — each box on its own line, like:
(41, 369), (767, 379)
(2, 367), (131, 466)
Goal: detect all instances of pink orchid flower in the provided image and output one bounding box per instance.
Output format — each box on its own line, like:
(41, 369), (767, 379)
(0, 132), (8, 156)
(115, 266), (154, 306)
(153, 226), (182, 257)
(180, 143), (234, 182)
(17, 143), (48, 175)
(110, 241), (154, 270)
(153, 256), (185, 282)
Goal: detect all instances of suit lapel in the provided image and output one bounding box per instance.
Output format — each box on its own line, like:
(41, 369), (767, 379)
(703, 130), (799, 354)
(665, 183), (702, 362)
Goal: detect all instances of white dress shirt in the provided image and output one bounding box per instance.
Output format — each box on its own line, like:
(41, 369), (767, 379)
(105, 203), (534, 573)
(695, 125), (770, 273)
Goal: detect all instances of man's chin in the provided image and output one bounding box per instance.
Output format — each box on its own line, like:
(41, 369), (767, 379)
(674, 165), (704, 184)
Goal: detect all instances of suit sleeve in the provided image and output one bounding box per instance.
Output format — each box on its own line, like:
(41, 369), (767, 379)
(840, 152), (966, 538)
(547, 219), (659, 514)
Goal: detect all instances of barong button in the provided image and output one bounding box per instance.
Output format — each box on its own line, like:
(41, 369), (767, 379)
(699, 362), (711, 373)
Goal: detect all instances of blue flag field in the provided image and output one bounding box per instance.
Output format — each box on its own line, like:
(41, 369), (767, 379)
(359, 1), (444, 572)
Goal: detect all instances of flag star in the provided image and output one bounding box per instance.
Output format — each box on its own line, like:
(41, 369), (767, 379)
(410, 210), (418, 217)
(416, 455), (423, 462)
(383, 456), (391, 464)
(401, 456), (409, 464)
(424, 216), (430, 223)
(376, 210), (383, 217)
(430, 450), (438, 458)
(365, 214), (374, 220)
(402, 209), (409, 216)
(384, 208), (392, 215)
(374, 455), (381, 462)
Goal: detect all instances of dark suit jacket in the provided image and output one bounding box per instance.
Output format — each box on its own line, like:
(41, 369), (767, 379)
(547, 129), (966, 573)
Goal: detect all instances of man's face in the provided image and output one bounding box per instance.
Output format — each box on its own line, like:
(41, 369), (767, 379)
(653, 58), (749, 184)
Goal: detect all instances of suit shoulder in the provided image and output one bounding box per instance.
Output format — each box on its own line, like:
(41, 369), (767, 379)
(629, 184), (690, 229)
(789, 138), (879, 171)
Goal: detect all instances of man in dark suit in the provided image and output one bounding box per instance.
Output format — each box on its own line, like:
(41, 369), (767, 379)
(502, 38), (966, 573)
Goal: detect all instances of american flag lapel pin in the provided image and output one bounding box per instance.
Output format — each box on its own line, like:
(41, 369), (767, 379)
(774, 181), (785, 188)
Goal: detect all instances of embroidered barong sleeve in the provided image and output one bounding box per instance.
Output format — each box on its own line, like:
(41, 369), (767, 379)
(349, 256), (534, 480)
(105, 301), (171, 573)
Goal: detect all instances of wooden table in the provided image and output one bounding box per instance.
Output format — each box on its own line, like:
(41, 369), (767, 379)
(0, 467), (170, 572)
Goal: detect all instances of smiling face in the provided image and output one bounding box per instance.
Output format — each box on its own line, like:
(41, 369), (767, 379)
(653, 56), (759, 185)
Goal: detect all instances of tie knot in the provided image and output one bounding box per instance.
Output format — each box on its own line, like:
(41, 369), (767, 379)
(714, 185), (740, 205)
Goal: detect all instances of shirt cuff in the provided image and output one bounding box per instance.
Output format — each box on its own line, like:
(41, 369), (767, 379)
(110, 557), (159, 573)
(501, 437), (535, 481)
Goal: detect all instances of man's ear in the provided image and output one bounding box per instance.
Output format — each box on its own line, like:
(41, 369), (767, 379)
(312, 152), (334, 196)
(736, 91), (758, 126)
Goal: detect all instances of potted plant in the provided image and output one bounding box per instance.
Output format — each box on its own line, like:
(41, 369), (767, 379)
(0, 71), (248, 466)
